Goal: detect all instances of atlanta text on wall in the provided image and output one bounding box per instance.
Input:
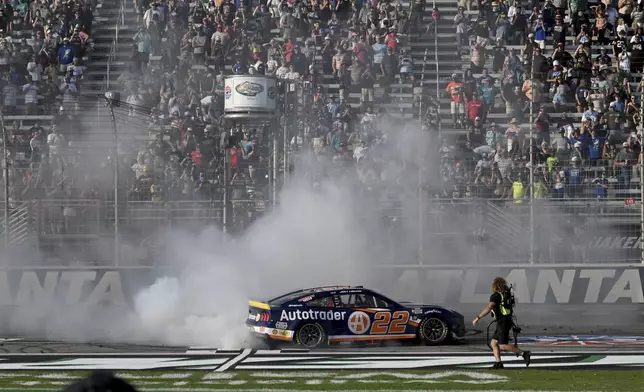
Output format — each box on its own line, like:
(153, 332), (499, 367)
(587, 237), (644, 249)
(0, 269), (165, 306)
(393, 267), (644, 304)
(2, 267), (644, 308)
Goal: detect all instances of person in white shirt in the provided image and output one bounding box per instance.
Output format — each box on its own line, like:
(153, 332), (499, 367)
(266, 54), (279, 75)
(143, 3), (160, 28)
(27, 55), (42, 82)
(59, 77), (78, 112)
(275, 62), (289, 79)
(22, 81), (39, 114)
(284, 64), (301, 81)
(29, 131), (43, 163)
(191, 30), (207, 65)
(3, 82), (17, 114)
(47, 125), (66, 161)
(68, 58), (83, 87)
(619, 51), (631, 74)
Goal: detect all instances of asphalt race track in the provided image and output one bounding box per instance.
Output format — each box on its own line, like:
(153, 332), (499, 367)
(0, 334), (643, 354)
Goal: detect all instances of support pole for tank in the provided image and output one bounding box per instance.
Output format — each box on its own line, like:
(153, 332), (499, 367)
(418, 121), (424, 266)
(106, 102), (120, 267)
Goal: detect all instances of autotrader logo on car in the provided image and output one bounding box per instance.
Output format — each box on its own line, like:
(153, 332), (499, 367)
(280, 310), (346, 321)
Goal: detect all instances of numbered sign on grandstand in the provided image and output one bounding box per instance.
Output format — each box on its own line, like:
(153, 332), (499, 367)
(625, 197), (636, 206)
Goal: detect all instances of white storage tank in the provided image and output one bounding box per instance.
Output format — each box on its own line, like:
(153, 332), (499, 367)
(224, 75), (277, 119)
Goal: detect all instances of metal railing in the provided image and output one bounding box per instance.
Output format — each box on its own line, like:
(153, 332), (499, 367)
(104, 0), (127, 91)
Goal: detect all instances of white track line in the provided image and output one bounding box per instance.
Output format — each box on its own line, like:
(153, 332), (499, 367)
(214, 349), (252, 372)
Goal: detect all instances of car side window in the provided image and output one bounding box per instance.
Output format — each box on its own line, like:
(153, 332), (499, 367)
(335, 294), (383, 308)
(374, 296), (389, 308)
(335, 294), (354, 307)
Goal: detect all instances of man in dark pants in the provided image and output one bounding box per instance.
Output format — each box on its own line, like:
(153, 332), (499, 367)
(472, 277), (531, 369)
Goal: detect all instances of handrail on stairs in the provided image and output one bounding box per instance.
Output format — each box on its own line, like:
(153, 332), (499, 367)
(104, 0), (127, 91)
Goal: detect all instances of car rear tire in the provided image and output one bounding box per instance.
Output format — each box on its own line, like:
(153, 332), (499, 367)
(295, 322), (327, 349)
(418, 316), (449, 345)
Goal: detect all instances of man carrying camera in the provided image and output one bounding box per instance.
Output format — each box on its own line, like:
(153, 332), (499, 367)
(472, 277), (531, 369)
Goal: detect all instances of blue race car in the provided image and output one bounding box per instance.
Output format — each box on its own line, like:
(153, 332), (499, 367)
(246, 285), (466, 348)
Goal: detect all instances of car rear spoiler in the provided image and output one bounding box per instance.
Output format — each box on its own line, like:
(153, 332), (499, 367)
(248, 300), (271, 310)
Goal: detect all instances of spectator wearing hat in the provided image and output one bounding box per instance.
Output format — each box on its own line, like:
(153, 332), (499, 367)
(614, 141), (636, 189)
(478, 77), (497, 117)
(446, 73), (465, 128)
(454, 7), (469, 55)
(565, 156), (584, 198)
(57, 37), (75, 71)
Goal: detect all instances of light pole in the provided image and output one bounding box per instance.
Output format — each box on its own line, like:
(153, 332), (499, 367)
(1, 109), (8, 247)
(529, 52), (535, 264)
(104, 92), (120, 266)
(640, 96), (644, 264)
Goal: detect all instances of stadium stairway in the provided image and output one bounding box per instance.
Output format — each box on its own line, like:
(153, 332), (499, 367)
(410, 5), (592, 132)
(84, 1), (136, 95)
(74, 0), (151, 155)
(412, 0), (466, 119)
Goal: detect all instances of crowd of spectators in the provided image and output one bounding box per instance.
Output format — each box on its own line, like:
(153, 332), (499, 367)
(442, 0), (644, 202)
(0, 0), (97, 207)
(0, 0), (93, 116)
(11, 0), (643, 210)
(119, 0), (431, 203)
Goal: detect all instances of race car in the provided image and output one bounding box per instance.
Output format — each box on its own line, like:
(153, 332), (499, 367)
(246, 285), (466, 348)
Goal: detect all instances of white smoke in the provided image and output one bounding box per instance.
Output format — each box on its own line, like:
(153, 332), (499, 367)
(128, 176), (381, 348)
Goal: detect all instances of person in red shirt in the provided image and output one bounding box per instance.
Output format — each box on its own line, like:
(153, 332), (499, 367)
(353, 36), (368, 63)
(283, 39), (294, 64)
(385, 28), (398, 53)
(466, 91), (485, 124)
(191, 147), (202, 167)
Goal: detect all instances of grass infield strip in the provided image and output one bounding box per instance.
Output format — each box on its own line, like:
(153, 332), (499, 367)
(0, 370), (636, 391)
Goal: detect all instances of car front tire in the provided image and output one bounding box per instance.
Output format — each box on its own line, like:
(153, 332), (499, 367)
(418, 316), (449, 345)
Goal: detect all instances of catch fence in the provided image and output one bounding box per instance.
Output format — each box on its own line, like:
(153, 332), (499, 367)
(0, 196), (642, 265)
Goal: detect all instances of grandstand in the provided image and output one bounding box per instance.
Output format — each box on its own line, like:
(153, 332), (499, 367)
(1, 0), (643, 265)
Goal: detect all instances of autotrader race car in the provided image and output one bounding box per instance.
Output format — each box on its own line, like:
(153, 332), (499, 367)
(246, 285), (466, 348)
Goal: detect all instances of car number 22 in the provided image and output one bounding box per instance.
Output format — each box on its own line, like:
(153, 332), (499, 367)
(371, 311), (409, 334)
